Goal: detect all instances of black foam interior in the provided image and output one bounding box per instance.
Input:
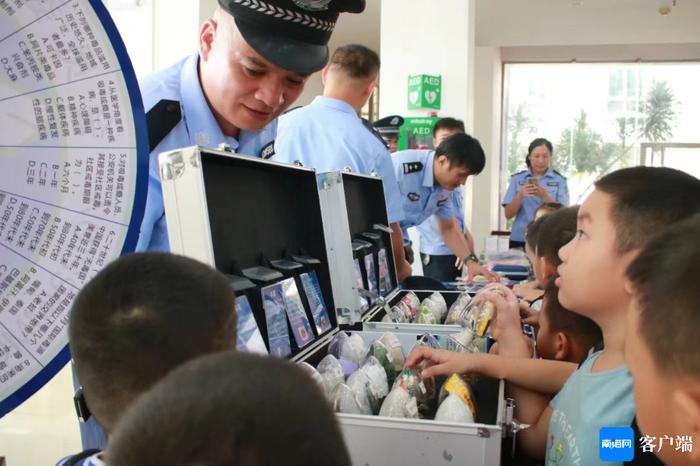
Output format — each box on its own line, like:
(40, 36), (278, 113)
(200, 153), (337, 346)
(342, 173), (397, 293)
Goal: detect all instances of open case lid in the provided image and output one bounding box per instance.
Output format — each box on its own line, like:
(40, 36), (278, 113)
(339, 171), (399, 297)
(159, 146), (340, 356)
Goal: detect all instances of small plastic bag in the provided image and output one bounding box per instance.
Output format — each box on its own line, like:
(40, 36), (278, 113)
(435, 393), (475, 424)
(378, 386), (420, 419)
(317, 354), (345, 400)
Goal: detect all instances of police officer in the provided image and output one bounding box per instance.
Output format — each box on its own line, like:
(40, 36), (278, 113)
(393, 133), (500, 284)
(274, 44), (412, 281)
(136, 0), (366, 252)
(77, 0), (365, 453)
(373, 115), (404, 153)
(415, 118), (475, 282)
(502, 138), (569, 249)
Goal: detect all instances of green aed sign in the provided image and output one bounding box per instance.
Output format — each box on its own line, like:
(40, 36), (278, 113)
(407, 74), (442, 110)
(398, 116), (439, 151)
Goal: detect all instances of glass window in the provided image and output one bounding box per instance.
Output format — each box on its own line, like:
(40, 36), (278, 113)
(501, 62), (700, 225)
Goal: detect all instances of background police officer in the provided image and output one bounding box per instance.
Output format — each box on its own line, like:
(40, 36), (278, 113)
(136, 0), (366, 252)
(274, 44), (412, 281)
(392, 133), (499, 284)
(416, 118), (476, 282)
(373, 115), (404, 153)
(502, 137), (569, 249)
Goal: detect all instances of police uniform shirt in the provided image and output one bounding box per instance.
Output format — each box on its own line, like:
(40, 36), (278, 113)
(502, 168), (569, 243)
(392, 150), (454, 238)
(273, 96), (405, 223)
(416, 186), (465, 256)
(136, 53), (277, 252)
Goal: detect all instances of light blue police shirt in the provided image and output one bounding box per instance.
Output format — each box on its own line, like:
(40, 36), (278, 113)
(502, 168), (569, 243)
(391, 150), (454, 241)
(417, 186), (465, 256)
(273, 96), (404, 223)
(136, 53), (277, 252)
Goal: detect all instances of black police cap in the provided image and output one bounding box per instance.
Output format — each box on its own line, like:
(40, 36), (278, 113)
(218, 0), (366, 75)
(373, 115), (404, 135)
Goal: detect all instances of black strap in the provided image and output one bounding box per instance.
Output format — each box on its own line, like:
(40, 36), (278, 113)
(361, 117), (389, 149)
(146, 99), (182, 152)
(63, 449), (101, 466)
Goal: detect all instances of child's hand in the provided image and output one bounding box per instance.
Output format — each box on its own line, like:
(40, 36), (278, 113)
(520, 302), (539, 327)
(482, 287), (522, 340)
(405, 346), (482, 378)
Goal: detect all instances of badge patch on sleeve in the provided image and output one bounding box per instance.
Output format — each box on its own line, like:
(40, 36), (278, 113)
(408, 192), (421, 202)
(403, 162), (424, 174)
(260, 141), (275, 159)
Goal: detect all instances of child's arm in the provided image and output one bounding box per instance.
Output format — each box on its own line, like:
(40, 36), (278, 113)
(406, 349), (575, 395)
(406, 349), (566, 460)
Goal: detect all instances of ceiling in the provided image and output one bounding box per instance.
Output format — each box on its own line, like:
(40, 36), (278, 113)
(328, 0), (700, 51)
(474, 0), (700, 47)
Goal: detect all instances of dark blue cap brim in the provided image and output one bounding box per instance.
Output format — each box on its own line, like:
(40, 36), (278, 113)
(235, 17), (329, 75)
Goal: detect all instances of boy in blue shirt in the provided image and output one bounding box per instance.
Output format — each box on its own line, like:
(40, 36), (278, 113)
(625, 214), (700, 466)
(407, 166), (700, 465)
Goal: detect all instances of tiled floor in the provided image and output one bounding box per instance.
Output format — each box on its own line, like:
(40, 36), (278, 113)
(0, 365), (82, 466)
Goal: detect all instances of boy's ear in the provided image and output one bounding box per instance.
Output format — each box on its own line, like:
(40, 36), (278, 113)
(623, 278), (635, 297)
(553, 332), (570, 362)
(673, 386), (700, 461)
(539, 256), (557, 281)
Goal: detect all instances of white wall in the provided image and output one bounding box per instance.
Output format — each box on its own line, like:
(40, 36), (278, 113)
(471, 47), (504, 253)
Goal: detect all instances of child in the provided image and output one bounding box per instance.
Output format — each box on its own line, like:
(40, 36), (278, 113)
(535, 201), (563, 220)
(625, 214), (700, 466)
(106, 351), (351, 466)
(58, 252), (238, 466)
(536, 277), (602, 364)
(517, 206), (579, 313)
(408, 166), (700, 465)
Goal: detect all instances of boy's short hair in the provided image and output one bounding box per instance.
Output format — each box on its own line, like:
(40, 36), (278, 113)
(107, 352), (352, 466)
(542, 277), (602, 351)
(329, 44), (380, 80)
(534, 205), (579, 267)
(525, 214), (545, 253)
(69, 252), (236, 430)
(535, 202), (563, 216)
(435, 133), (486, 174)
(432, 117), (465, 137)
(626, 213), (700, 377)
(595, 167), (700, 254)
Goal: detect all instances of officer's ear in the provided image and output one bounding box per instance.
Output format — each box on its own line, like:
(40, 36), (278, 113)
(199, 18), (218, 60)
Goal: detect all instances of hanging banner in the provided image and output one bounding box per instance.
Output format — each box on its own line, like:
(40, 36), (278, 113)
(0, 0), (148, 416)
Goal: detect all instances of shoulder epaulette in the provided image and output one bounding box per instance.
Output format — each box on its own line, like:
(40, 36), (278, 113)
(146, 99), (181, 152)
(403, 161), (424, 174)
(513, 169), (528, 177)
(552, 169), (567, 179)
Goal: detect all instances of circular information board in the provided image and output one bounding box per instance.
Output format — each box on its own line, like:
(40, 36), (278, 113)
(0, 0), (148, 416)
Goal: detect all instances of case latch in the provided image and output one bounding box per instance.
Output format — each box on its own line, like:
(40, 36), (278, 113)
(501, 397), (530, 457)
(217, 143), (233, 152)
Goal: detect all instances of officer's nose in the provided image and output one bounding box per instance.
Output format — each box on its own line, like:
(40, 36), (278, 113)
(255, 81), (285, 109)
